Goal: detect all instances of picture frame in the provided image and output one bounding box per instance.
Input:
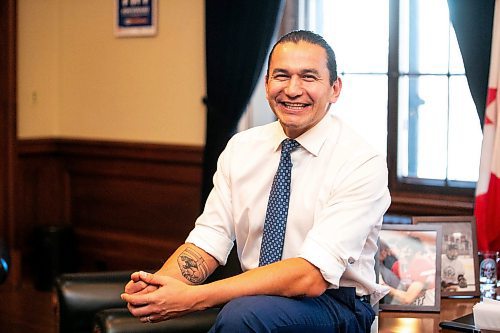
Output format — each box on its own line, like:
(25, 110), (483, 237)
(114, 0), (158, 38)
(412, 216), (480, 298)
(378, 224), (442, 312)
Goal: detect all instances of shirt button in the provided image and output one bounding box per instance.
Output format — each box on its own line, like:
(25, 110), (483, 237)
(348, 257), (355, 264)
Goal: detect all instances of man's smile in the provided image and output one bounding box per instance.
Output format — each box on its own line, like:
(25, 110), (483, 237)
(279, 101), (311, 110)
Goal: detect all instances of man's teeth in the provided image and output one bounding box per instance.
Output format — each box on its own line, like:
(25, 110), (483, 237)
(283, 102), (307, 109)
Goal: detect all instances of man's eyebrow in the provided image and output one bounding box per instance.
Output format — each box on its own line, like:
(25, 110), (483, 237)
(270, 68), (321, 76)
(300, 68), (321, 76)
(271, 68), (289, 75)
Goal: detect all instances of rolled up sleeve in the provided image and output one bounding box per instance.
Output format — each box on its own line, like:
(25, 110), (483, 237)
(185, 141), (236, 266)
(298, 153), (391, 288)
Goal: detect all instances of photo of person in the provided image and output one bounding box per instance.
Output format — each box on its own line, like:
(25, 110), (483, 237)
(440, 224), (476, 293)
(378, 240), (400, 288)
(378, 224), (441, 312)
(441, 243), (468, 291)
(413, 216), (480, 297)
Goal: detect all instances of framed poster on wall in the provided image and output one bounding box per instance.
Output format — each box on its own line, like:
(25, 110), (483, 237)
(114, 0), (158, 37)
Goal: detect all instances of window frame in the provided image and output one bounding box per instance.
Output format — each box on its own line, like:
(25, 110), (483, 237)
(386, 0), (475, 215)
(254, 0), (476, 215)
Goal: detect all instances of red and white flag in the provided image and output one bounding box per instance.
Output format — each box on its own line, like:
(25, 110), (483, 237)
(475, 0), (500, 252)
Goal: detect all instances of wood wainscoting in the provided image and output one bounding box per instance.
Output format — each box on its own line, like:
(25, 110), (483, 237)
(15, 138), (474, 278)
(17, 138), (204, 273)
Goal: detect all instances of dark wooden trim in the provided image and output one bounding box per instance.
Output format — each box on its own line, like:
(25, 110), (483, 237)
(15, 137), (474, 276)
(17, 138), (204, 272)
(16, 138), (59, 155)
(388, 191), (474, 216)
(18, 138), (203, 163)
(0, 0), (18, 288)
(0, 0), (17, 242)
(75, 227), (182, 271)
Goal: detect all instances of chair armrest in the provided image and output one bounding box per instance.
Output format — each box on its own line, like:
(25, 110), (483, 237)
(55, 270), (133, 333)
(94, 307), (221, 333)
(57, 247), (241, 333)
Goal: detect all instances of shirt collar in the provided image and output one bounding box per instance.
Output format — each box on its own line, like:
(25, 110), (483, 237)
(270, 122), (289, 152)
(270, 113), (335, 156)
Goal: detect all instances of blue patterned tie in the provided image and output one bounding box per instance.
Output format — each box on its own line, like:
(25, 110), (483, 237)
(259, 139), (300, 266)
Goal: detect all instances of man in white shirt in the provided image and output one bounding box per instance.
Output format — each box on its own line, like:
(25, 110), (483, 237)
(122, 30), (391, 333)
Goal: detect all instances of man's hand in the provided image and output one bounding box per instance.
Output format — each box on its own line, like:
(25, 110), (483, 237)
(121, 271), (201, 323)
(124, 271), (158, 296)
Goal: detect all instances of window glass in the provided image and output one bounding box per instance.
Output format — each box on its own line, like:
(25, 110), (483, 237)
(243, 0), (482, 187)
(316, 0), (388, 154)
(448, 76), (482, 181)
(333, 74), (388, 154)
(320, 1), (389, 73)
(449, 24), (466, 74)
(398, 76), (449, 179)
(409, 0), (451, 74)
(397, 0), (481, 184)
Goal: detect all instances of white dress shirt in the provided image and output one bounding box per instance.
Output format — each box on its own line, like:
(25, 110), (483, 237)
(186, 113), (391, 303)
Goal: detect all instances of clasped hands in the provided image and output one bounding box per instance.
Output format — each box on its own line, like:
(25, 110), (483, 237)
(121, 271), (199, 323)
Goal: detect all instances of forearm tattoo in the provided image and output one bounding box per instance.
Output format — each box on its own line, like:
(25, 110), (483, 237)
(177, 247), (209, 284)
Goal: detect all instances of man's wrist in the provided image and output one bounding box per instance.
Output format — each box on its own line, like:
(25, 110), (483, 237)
(193, 283), (219, 310)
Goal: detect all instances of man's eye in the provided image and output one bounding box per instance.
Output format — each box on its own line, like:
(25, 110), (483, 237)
(302, 75), (317, 81)
(273, 74), (289, 80)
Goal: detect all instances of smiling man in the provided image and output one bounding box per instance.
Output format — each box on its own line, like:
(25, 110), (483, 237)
(265, 35), (341, 139)
(122, 30), (391, 333)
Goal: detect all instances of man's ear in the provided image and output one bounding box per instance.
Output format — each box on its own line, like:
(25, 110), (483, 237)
(329, 77), (342, 103)
(264, 75), (270, 100)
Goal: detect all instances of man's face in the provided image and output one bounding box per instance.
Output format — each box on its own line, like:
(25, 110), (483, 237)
(446, 248), (458, 261)
(265, 41), (341, 139)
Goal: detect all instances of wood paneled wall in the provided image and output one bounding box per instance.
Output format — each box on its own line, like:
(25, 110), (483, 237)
(16, 138), (474, 277)
(17, 139), (203, 273)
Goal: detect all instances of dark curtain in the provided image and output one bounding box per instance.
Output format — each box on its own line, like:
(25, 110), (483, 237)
(448, 0), (495, 127)
(202, 0), (285, 207)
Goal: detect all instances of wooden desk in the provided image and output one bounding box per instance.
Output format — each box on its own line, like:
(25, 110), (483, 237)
(378, 297), (479, 332)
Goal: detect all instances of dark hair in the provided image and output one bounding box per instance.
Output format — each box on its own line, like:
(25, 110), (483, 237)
(266, 30), (338, 85)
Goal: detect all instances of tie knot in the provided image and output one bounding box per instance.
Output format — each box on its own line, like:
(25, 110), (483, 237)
(281, 139), (300, 154)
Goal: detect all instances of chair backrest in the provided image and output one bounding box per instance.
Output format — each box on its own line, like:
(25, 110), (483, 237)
(55, 270), (133, 333)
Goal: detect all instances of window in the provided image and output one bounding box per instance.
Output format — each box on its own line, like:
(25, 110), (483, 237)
(396, 0), (482, 185)
(303, 0), (389, 156)
(302, 0), (482, 190)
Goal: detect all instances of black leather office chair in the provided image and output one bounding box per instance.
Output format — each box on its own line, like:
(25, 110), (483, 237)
(55, 248), (241, 333)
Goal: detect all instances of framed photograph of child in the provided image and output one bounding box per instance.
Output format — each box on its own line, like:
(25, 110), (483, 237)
(378, 224), (442, 312)
(412, 216), (480, 298)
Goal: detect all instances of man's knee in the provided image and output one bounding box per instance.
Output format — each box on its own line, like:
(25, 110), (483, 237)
(211, 296), (269, 331)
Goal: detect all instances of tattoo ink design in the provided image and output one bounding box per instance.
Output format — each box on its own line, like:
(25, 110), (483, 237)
(177, 247), (209, 284)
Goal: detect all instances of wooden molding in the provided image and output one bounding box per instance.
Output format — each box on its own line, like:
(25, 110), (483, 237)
(16, 138), (475, 275)
(388, 191), (474, 216)
(0, 0), (18, 288)
(17, 138), (203, 272)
